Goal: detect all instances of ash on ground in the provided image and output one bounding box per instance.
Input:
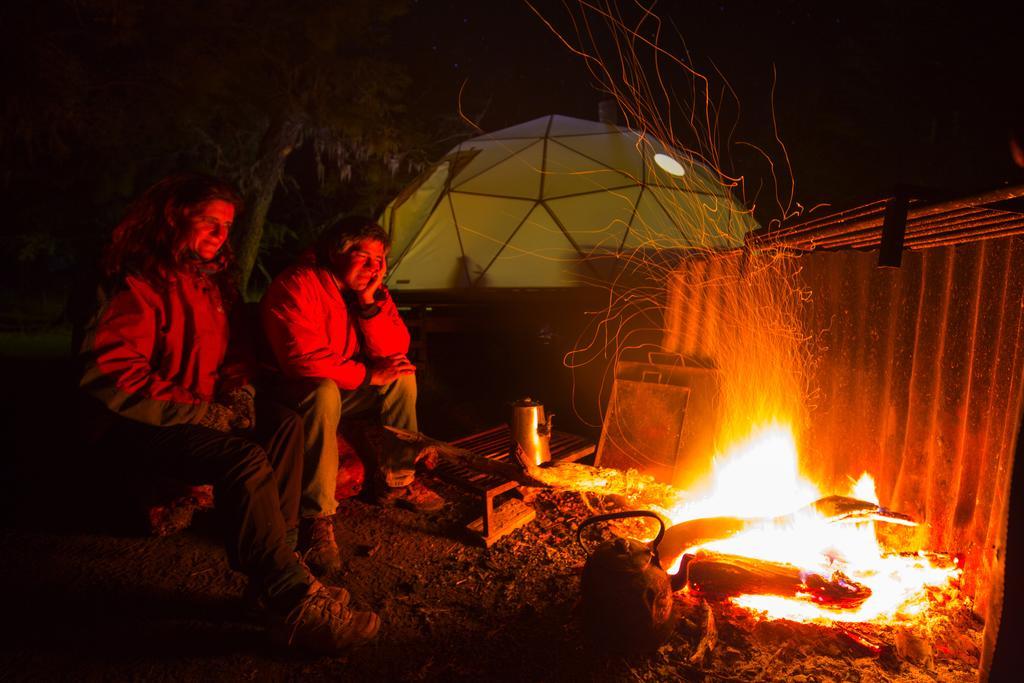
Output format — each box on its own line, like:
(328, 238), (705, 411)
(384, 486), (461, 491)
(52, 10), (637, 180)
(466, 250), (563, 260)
(1, 480), (981, 682)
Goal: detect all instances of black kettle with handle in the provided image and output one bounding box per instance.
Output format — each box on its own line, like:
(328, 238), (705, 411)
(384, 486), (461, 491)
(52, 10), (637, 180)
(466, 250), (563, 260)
(577, 510), (683, 653)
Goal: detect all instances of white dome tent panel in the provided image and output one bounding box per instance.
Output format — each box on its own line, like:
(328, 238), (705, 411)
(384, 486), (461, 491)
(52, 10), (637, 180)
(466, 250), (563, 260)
(542, 141), (638, 199)
(387, 197), (468, 290)
(483, 204), (584, 287)
(551, 133), (644, 183)
(454, 140), (544, 199)
(381, 161), (451, 262)
(634, 133), (715, 188)
(545, 187), (642, 252)
(449, 193), (536, 285)
(622, 189), (691, 250)
(645, 181), (754, 248)
(447, 138), (537, 190)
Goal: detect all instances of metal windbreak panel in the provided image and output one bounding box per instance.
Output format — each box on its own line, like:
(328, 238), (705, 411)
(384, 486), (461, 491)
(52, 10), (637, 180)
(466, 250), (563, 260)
(597, 361), (722, 491)
(597, 377), (690, 486)
(662, 237), (1024, 622)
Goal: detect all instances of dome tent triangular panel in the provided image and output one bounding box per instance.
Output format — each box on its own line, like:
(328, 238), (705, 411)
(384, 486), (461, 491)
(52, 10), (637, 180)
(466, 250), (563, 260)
(482, 203), (585, 287)
(381, 114), (757, 290)
(387, 196), (468, 290)
(545, 187), (642, 252)
(454, 140), (545, 200)
(551, 133), (645, 184)
(449, 193), (536, 281)
(632, 131), (719, 190)
(447, 138), (538, 191)
(542, 141), (638, 199)
(622, 189), (686, 250)
(645, 181), (754, 248)
(382, 161), (451, 263)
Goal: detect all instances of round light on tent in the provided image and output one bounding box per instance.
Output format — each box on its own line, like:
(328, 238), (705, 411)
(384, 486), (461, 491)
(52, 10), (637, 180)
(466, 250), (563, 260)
(654, 153), (686, 176)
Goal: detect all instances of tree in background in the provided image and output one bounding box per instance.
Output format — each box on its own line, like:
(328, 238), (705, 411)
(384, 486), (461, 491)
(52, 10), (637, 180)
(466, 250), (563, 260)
(2, 0), (424, 303)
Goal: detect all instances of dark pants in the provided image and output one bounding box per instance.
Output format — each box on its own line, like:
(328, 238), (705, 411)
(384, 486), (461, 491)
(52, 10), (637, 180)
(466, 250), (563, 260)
(274, 375), (418, 518)
(97, 399), (312, 607)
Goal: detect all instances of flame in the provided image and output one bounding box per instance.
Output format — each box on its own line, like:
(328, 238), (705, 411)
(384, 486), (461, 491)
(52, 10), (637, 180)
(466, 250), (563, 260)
(665, 423), (819, 522)
(546, 422), (960, 625)
(661, 423), (959, 624)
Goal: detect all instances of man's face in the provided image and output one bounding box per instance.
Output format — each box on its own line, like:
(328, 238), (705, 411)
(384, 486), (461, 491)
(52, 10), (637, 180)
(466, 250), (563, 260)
(336, 238), (386, 292)
(184, 199), (234, 261)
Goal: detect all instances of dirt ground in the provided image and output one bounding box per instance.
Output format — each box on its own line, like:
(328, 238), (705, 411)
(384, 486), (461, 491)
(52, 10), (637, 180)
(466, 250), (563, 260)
(0, 344), (985, 682)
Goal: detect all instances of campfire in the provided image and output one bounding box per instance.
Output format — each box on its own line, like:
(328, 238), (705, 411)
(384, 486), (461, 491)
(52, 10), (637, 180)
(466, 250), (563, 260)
(503, 205), (1021, 676)
(534, 421), (961, 627)
(659, 423), (958, 624)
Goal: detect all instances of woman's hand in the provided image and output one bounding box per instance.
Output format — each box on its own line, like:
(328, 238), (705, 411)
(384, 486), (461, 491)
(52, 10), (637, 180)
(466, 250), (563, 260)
(223, 386), (256, 430)
(198, 402), (237, 432)
(367, 354), (415, 386)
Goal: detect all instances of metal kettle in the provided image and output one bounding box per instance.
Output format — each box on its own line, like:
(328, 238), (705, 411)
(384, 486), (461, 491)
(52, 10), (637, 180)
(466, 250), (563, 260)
(577, 511), (681, 653)
(509, 397), (553, 468)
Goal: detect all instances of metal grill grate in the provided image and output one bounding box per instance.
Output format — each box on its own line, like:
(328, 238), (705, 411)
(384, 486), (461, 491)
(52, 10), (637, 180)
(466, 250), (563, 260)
(436, 425), (595, 545)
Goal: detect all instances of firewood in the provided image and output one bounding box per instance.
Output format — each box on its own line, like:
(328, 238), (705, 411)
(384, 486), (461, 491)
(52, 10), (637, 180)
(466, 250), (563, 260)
(659, 516), (750, 571)
(384, 426), (550, 488)
(894, 627), (934, 668)
(689, 600), (718, 664)
(801, 495), (917, 526)
(685, 551), (872, 609)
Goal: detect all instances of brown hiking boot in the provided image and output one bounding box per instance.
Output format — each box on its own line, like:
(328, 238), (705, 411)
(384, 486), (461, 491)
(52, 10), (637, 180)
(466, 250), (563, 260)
(377, 479), (445, 513)
(242, 569), (350, 619)
(269, 582), (380, 653)
(298, 517), (342, 576)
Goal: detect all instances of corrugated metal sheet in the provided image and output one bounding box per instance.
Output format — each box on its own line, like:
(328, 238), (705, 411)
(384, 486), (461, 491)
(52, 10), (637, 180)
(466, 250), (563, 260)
(663, 237), (1024, 622)
(745, 184), (1024, 251)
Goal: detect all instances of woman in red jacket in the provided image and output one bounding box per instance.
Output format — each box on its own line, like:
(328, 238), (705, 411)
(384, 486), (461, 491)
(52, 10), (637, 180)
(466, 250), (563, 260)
(78, 173), (377, 653)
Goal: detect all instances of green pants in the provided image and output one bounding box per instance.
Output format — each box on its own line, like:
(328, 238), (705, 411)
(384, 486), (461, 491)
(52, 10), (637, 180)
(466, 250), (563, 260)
(279, 375), (418, 518)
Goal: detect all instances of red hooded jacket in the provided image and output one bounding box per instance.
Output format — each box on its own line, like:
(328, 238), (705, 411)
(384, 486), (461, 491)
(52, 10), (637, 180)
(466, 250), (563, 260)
(79, 268), (248, 427)
(260, 256), (410, 391)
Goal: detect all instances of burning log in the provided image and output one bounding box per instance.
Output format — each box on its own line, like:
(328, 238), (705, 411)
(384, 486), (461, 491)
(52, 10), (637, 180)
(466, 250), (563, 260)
(802, 495), (916, 526)
(838, 624), (891, 657)
(384, 426), (550, 488)
(689, 601), (718, 665)
(683, 551), (872, 609)
(658, 495), (919, 572)
(658, 516), (750, 569)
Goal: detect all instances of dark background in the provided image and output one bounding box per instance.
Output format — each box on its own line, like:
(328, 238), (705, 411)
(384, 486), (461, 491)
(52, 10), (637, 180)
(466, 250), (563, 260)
(2, 2), (1023, 677)
(3, 0), (1022, 312)
(398, 1), (1024, 207)
(4, 0), (1021, 430)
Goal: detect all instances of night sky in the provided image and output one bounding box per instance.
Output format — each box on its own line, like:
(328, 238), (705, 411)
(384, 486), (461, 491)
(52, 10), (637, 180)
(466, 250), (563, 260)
(3, 0), (1022, 295)
(390, 0), (1023, 218)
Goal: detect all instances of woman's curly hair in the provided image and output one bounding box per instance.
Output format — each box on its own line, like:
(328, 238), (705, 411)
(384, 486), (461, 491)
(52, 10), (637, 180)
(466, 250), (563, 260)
(102, 173), (243, 289)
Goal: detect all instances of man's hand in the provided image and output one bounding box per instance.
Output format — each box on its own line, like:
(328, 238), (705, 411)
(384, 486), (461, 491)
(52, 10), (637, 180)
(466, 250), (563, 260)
(367, 354), (415, 386)
(358, 258), (386, 306)
(223, 386), (256, 430)
(198, 402), (236, 432)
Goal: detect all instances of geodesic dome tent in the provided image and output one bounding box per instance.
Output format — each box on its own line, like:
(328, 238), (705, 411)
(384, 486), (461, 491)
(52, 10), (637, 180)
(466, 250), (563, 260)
(380, 115), (757, 290)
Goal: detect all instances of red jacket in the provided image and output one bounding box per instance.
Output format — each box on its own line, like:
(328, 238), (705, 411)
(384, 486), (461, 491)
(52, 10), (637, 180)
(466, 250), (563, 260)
(260, 258), (410, 390)
(79, 268), (247, 426)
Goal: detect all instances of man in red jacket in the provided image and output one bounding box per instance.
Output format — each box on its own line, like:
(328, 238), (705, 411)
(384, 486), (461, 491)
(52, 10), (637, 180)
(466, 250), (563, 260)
(261, 216), (445, 574)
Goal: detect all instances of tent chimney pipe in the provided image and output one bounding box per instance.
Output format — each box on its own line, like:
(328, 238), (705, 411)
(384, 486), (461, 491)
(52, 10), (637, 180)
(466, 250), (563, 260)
(598, 100), (618, 125)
